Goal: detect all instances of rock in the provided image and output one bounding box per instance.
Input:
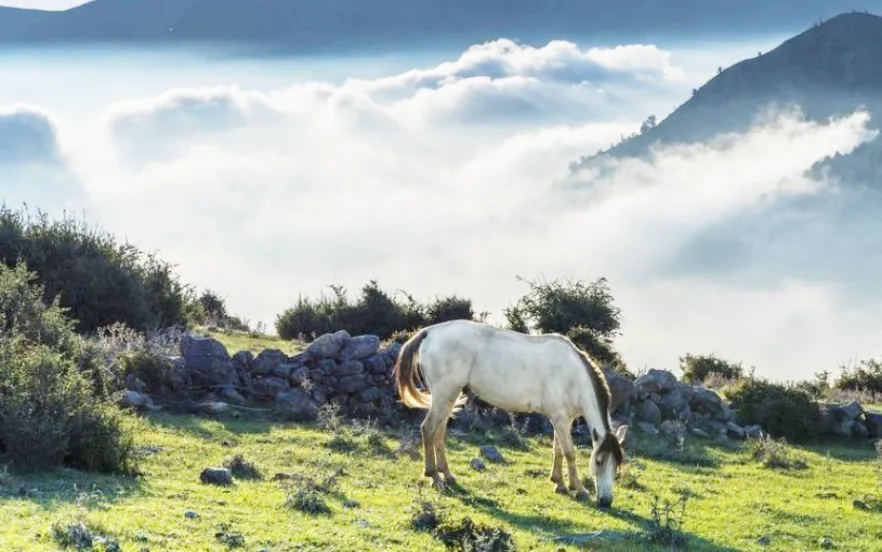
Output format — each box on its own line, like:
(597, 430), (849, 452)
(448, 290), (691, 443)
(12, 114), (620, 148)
(637, 399), (662, 425)
(756, 536), (770, 546)
(358, 387), (384, 403)
(834, 419), (856, 437)
(634, 369), (678, 394)
(340, 335), (381, 361)
(480, 445), (505, 463)
(362, 355), (386, 375)
(865, 412), (882, 438)
(180, 334), (238, 387)
(252, 376), (290, 398)
(251, 348), (287, 376)
(334, 360), (364, 377)
(854, 499), (869, 510)
(200, 467), (233, 486)
(121, 390), (155, 410)
(852, 420), (870, 439)
(838, 401), (864, 421)
(338, 374), (370, 394)
(744, 425), (764, 439)
(713, 402), (733, 422)
(659, 420), (687, 444)
(819, 537), (833, 549)
(690, 387), (724, 416)
(307, 330), (351, 359)
(637, 422), (659, 435)
(232, 350), (253, 373)
(271, 363), (297, 379)
(675, 382), (696, 404)
(656, 389), (688, 419)
(198, 401), (229, 415)
(274, 389), (319, 422)
(168, 358), (189, 391)
(726, 422), (746, 440)
(218, 385), (246, 406)
(691, 428), (710, 439)
(289, 366), (310, 386)
(184, 510), (199, 519)
(470, 458), (486, 471)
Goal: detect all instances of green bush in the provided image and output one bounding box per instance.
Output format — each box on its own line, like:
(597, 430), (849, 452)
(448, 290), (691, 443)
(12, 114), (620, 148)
(506, 275), (621, 337)
(724, 378), (820, 442)
(679, 353), (743, 383)
(0, 263), (134, 473)
(275, 281), (476, 340)
(835, 358), (882, 399)
(0, 205), (192, 334)
(186, 289), (250, 331)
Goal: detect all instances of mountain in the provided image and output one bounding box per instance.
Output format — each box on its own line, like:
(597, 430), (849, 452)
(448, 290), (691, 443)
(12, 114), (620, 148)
(568, 11), (882, 188)
(0, 0), (877, 52)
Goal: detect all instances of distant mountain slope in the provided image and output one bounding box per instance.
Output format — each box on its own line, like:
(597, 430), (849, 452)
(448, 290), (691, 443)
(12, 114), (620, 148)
(0, 0), (878, 50)
(0, 6), (49, 39)
(569, 11), (882, 187)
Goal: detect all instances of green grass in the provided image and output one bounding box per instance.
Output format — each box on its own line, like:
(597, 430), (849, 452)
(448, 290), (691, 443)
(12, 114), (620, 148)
(202, 328), (305, 356)
(1, 412), (880, 551)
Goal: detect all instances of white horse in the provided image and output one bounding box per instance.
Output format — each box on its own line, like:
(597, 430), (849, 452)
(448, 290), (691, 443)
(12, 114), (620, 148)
(393, 319), (628, 507)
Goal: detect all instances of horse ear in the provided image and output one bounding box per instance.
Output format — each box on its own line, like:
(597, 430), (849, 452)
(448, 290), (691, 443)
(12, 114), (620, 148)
(614, 424), (628, 445)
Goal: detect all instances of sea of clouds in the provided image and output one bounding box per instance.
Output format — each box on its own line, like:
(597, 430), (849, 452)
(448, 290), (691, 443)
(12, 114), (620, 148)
(0, 37), (879, 380)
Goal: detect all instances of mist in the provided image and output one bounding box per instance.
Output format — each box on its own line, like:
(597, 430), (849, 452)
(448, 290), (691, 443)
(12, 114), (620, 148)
(1, 35), (878, 382)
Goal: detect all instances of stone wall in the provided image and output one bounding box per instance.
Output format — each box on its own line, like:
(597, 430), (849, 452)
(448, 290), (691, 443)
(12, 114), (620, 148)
(122, 330), (882, 442)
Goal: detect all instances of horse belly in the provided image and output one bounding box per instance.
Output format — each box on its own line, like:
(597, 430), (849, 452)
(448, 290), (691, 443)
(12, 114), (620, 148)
(467, 371), (546, 414)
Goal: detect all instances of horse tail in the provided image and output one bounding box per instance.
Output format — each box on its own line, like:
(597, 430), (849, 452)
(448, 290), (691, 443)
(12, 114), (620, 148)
(394, 328), (433, 409)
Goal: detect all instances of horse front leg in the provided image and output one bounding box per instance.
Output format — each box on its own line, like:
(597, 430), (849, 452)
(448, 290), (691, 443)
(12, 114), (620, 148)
(548, 430), (567, 495)
(556, 420), (590, 501)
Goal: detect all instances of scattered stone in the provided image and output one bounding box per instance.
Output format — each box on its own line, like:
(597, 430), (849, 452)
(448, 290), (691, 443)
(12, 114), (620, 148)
(637, 422), (659, 436)
(184, 510), (199, 519)
(479, 445), (505, 463)
(343, 499), (361, 509)
(470, 458), (487, 471)
(853, 499), (869, 510)
(819, 537), (833, 549)
(199, 467), (233, 486)
(756, 535), (770, 546)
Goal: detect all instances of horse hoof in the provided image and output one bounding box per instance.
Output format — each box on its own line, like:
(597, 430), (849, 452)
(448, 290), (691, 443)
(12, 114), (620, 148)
(574, 489), (591, 502)
(554, 485), (569, 495)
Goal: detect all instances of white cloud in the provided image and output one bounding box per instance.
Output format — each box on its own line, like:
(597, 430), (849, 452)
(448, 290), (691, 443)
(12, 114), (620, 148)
(0, 104), (63, 165)
(5, 38), (881, 381)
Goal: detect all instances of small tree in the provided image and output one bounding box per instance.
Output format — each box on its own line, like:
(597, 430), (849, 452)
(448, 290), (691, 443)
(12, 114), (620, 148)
(679, 353), (743, 384)
(640, 115), (657, 134)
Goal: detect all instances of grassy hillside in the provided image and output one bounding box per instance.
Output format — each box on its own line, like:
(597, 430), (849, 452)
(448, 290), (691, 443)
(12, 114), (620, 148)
(0, 410), (879, 551)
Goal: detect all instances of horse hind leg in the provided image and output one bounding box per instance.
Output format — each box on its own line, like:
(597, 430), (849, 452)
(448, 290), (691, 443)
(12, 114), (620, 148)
(420, 410), (443, 488)
(422, 390), (462, 489)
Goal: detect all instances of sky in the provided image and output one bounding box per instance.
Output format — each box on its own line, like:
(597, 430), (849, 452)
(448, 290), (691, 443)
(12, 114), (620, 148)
(0, 0), (84, 9)
(0, 34), (880, 382)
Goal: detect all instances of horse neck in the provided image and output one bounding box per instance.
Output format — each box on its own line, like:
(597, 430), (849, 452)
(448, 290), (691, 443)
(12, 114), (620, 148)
(578, 378), (611, 441)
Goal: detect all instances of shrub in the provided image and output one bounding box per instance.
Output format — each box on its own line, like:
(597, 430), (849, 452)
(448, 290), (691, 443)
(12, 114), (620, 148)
(679, 353), (743, 383)
(0, 263), (134, 473)
(724, 378), (820, 442)
(0, 205), (192, 334)
(275, 280), (476, 340)
(750, 435), (808, 470)
(835, 358), (882, 400)
(187, 289), (250, 332)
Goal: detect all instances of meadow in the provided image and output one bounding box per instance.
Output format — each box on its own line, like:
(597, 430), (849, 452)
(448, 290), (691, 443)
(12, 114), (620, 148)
(0, 331), (880, 552)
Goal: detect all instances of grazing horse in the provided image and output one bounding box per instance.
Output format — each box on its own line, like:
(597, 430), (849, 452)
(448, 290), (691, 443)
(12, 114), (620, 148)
(393, 319), (628, 507)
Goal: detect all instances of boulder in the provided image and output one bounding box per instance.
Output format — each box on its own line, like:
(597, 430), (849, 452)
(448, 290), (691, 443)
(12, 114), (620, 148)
(690, 387), (724, 416)
(637, 422), (659, 436)
(363, 355), (388, 375)
(865, 412), (882, 438)
(180, 334), (238, 387)
(656, 389), (688, 419)
(251, 348), (288, 376)
(121, 390), (155, 410)
(634, 369), (678, 395)
(637, 399), (662, 425)
(334, 360), (364, 377)
(339, 335), (381, 361)
(726, 422), (746, 440)
(252, 376), (290, 398)
(200, 467), (233, 486)
(659, 420), (687, 440)
(307, 330), (351, 359)
(271, 363), (297, 379)
(338, 374), (371, 394)
(218, 385), (246, 406)
(853, 420), (870, 439)
(274, 389), (319, 422)
(289, 366), (310, 386)
(838, 401), (864, 421)
(232, 350), (253, 373)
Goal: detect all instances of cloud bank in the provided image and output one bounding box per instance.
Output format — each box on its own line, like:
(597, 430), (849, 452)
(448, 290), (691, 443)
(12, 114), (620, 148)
(4, 37), (882, 381)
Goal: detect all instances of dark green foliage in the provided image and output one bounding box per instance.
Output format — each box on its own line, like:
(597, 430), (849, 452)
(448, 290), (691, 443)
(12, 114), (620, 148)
(275, 280), (476, 340)
(0, 205), (191, 334)
(0, 263), (134, 473)
(750, 435), (808, 470)
(792, 371), (832, 400)
(224, 454), (262, 480)
(835, 358), (882, 399)
(507, 276), (620, 337)
(433, 517), (516, 552)
(185, 289), (249, 332)
(679, 353), (743, 383)
(647, 493), (689, 548)
(725, 378), (820, 442)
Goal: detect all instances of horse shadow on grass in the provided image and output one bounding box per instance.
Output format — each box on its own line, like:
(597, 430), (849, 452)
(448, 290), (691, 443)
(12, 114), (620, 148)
(439, 483), (741, 552)
(144, 409), (273, 441)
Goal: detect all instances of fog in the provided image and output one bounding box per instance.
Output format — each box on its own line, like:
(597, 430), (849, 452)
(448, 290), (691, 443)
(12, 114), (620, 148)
(1, 34), (879, 381)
